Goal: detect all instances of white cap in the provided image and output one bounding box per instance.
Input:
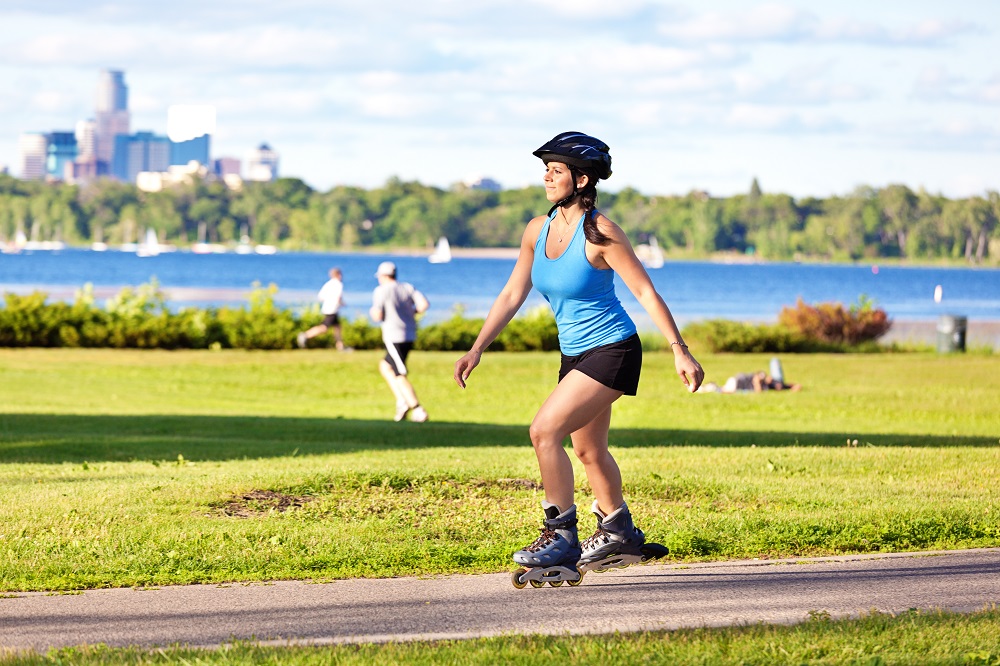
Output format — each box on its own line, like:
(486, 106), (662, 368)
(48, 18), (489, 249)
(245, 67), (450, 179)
(375, 261), (397, 277)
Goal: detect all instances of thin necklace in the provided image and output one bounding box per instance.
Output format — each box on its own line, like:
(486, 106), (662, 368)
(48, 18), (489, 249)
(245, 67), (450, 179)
(556, 210), (576, 243)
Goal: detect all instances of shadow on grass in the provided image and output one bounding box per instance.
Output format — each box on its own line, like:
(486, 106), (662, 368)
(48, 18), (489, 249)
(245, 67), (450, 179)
(0, 413), (996, 464)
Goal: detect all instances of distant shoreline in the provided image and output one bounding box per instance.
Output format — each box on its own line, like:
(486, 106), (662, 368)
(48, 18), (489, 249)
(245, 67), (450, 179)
(10, 244), (999, 270)
(416, 247), (999, 269)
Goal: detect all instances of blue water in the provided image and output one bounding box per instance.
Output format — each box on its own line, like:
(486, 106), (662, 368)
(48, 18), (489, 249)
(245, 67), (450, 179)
(1, 249), (998, 327)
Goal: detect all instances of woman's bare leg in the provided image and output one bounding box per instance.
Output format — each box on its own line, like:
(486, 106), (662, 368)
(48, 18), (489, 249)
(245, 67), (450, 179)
(528, 370), (623, 510)
(569, 404), (623, 515)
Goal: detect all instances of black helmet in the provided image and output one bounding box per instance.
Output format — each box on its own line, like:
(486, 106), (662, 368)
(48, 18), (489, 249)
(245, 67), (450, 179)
(533, 131), (612, 180)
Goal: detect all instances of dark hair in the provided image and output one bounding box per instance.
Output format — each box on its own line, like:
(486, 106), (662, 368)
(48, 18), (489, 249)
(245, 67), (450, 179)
(547, 165), (610, 246)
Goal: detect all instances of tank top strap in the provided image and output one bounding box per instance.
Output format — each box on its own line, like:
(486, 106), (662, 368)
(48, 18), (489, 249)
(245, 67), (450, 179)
(535, 210), (559, 254)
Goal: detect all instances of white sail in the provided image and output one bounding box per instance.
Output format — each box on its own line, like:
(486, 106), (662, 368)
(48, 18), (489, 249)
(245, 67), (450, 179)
(644, 235), (664, 269)
(428, 236), (452, 264)
(137, 228), (161, 257)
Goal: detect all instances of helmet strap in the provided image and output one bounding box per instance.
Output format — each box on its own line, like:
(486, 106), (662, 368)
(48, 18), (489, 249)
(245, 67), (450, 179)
(548, 167), (586, 214)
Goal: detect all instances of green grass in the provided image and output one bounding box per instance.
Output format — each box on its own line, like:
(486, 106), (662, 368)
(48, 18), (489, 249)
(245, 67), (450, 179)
(3, 608), (1000, 665)
(0, 349), (998, 592)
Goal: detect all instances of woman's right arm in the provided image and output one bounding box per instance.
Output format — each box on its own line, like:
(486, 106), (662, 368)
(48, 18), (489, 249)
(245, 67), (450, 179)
(453, 217), (543, 388)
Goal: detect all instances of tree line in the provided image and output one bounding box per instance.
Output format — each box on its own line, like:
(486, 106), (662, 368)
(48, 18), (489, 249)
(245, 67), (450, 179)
(1, 173), (997, 263)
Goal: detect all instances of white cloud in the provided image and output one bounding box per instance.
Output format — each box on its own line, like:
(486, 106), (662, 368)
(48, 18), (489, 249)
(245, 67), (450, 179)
(912, 66), (1000, 105)
(30, 90), (73, 113)
(1, 1), (998, 197)
(725, 104), (846, 133)
(659, 4), (975, 46)
(659, 4), (810, 42)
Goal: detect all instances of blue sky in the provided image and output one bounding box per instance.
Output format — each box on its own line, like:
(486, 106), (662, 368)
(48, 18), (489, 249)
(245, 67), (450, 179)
(1, 1), (997, 198)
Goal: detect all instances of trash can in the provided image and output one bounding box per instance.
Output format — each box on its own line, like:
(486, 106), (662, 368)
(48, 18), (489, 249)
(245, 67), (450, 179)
(936, 315), (967, 353)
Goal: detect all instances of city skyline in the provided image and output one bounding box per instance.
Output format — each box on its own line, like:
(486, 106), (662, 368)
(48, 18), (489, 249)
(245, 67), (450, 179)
(1, 1), (998, 198)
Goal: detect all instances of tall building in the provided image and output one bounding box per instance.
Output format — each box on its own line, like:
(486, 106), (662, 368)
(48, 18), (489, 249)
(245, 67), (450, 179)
(170, 134), (210, 167)
(212, 157), (241, 178)
(75, 119), (97, 158)
(66, 119), (102, 184)
(94, 69), (130, 174)
(18, 132), (48, 181)
(246, 143), (279, 182)
(166, 105), (214, 167)
(46, 132), (78, 180)
(112, 131), (170, 183)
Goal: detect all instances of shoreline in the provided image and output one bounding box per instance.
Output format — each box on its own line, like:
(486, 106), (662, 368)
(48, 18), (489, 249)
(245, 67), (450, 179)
(18, 244), (1000, 270)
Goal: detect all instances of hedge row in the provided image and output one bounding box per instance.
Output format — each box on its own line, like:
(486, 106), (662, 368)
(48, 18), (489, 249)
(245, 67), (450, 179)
(681, 297), (893, 353)
(0, 282), (559, 352)
(0, 283), (890, 353)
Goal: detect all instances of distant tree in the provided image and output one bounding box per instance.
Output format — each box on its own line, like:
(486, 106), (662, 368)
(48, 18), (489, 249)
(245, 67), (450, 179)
(877, 184), (918, 258)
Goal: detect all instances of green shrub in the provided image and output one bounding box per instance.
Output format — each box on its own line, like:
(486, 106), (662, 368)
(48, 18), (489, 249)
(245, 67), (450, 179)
(416, 308), (486, 352)
(415, 305), (558, 352)
(0, 292), (60, 346)
(681, 319), (821, 353)
(495, 306), (559, 351)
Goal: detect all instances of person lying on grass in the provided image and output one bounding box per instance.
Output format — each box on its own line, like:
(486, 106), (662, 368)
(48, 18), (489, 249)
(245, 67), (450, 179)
(699, 371), (801, 393)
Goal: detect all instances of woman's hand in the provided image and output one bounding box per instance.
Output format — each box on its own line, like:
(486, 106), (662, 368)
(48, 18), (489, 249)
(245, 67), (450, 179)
(674, 348), (704, 393)
(454, 350), (483, 389)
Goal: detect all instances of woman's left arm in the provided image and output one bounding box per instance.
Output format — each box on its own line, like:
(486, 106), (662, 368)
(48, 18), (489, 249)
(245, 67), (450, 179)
(596, 216), (705, 392)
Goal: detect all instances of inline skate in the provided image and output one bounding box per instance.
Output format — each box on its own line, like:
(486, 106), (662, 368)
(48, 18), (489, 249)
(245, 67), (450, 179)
(577, 500), (669, 573)
(511, 502), (585, 588)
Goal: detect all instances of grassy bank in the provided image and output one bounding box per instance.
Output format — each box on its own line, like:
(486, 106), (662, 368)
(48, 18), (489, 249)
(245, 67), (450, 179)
(1, 349), (998, 592)
(3, 608), (1000, 665)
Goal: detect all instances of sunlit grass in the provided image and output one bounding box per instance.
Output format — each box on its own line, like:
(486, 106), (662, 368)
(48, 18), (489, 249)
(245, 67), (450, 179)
(0, 349), (998, 592)
(3, 608), (1000, 665)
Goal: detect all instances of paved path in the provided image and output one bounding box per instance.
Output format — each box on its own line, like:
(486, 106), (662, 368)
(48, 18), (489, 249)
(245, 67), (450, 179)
(2, 549), (999, 652)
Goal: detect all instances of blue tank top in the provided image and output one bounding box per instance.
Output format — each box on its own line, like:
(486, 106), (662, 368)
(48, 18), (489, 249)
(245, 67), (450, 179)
(531, 211), (637, 356)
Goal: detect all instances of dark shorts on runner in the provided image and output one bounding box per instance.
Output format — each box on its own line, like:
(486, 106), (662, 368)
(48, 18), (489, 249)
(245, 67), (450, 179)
(558, 333), (642, 396)
(321, 313), (341, 327)
(383, 341), (414, 376)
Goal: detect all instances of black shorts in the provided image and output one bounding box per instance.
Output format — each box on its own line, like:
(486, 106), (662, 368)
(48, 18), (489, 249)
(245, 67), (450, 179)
(558, 333), (642, 396)
(383, 341), (414, 376)
(321, 313), (340, 327)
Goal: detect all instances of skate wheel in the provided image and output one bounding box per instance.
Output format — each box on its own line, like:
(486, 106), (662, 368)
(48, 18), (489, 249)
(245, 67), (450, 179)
(548, 580), (563, 587)
(529, 579), (545, 588)
(511, 569), (527, 589)
(568, 572), (584, 587)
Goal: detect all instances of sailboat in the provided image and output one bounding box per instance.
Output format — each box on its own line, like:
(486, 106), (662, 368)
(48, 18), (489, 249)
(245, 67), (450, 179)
(91, 225), (108, 252)
(137, 228), (161, 257)
(192, 221), (226, 254)
(2, 230), (28, 254)
(640, 235), (664, 269)
(428, 236), (452, 264)
(235, 224), (253, 254)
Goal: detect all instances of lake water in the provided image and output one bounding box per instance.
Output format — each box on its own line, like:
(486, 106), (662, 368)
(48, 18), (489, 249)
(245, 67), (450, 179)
(1, 249), (998, 328)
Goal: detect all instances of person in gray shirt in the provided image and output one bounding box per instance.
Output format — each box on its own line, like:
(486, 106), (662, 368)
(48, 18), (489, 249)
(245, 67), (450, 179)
(369, 261), (430, 422)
